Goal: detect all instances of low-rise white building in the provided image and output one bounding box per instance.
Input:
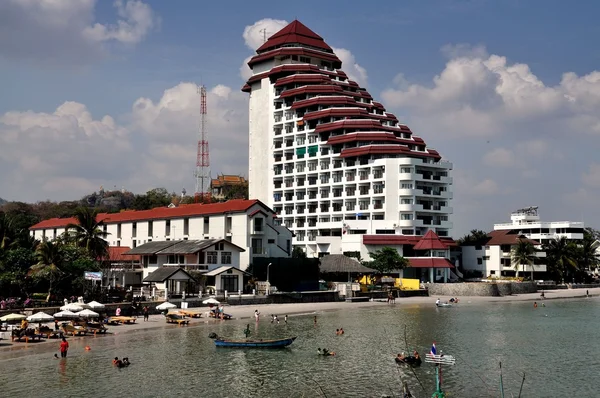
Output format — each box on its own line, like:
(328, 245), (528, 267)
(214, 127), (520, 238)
(29, 199), (293, 271)
(493, 206), (585, 245)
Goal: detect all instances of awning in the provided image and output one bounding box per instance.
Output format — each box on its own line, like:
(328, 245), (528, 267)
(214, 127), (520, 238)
(408, 258), (454, 268)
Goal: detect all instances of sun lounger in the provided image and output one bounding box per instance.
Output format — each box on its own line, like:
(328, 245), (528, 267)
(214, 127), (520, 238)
(62, 325), (87, 336)
(107, 316), (137, 325)
(178, 310), (202, 318)
(166, 314), (190, 326)
(209, 309), (232, 320)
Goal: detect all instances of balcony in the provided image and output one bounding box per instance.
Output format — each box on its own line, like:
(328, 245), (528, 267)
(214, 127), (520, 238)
(164, 263), (209, 271)
(252, 247), (268, 256)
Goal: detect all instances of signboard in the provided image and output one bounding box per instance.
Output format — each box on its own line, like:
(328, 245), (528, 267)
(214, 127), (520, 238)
(84, 271), (103, 281)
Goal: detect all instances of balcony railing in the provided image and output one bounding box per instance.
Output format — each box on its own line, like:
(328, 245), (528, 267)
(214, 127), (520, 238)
(164, 263), (209, 271)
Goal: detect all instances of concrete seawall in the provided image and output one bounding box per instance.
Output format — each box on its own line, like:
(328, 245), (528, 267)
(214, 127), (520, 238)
(427, 282), (538, 297)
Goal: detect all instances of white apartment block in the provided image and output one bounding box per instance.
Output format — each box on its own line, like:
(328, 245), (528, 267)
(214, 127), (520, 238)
(493, 206), (585, 244)
(29, 199), (293, 271)
(243, 20), (453, 259)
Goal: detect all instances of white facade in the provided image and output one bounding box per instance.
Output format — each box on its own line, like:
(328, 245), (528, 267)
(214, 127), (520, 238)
(30, 200), (293, 271)
(462, 244), (547, 278)
(493, 206), (585, 244)
(245, 21), (453, 260)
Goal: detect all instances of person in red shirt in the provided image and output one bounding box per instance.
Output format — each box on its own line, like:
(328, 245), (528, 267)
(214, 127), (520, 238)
(59, 337), (69, 358)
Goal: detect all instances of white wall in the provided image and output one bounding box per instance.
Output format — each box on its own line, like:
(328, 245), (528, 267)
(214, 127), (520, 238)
(248, 78), (273, 204)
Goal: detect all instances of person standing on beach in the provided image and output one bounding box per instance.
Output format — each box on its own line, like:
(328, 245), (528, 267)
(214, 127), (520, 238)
(314, 315), (317, 325)
(116, 306), (122, 317)
(143, 306), (149, 321)
(59, 337), (69, 358)
(254, 310), (260, 321)
(284, 315), (288, 324)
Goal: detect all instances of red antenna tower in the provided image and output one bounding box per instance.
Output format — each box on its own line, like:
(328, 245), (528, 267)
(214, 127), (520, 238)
(194, 85), (210, 202)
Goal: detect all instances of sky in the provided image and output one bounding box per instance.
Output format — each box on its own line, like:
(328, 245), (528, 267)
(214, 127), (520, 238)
(1, 0), (600, 237)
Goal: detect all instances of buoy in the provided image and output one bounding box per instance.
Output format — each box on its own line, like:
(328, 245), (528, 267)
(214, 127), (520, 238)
(85, 346), (91, 351)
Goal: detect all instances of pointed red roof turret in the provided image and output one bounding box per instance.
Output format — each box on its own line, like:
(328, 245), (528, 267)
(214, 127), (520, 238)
(413, 230), (448, 251)
(256, 20), (333, 54)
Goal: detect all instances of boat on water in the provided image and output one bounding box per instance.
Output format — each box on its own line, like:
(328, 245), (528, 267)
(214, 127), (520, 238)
(209, 333), (297, 348)
(435, 303), (453, 308)
(395, 354), (422, 367)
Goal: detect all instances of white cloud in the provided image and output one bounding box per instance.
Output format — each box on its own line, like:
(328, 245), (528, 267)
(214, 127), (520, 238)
(332, 47), (368, 87)
(239, 55), (253, 80)
(83, 0), (157, 44)
(0, 0), (157, 64)
(582, 163), (600, 188)
(0, 81), (249, 201)
(242, 18), (288, 50)
(381, 48), (600, 139)
(482, 147), (519, 168)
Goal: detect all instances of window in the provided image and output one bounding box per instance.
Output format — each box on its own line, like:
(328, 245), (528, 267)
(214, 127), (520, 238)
(252, 238), (263, 254)
(268, 239), (275, 244)
(300, 56), (311, 63)
(401, 214), (413, 220)
(166, 220), (171, 236)
(483, 256), (490, 260)
(184, 218), (189, 235)
(207, 251), (218, 264)
(400, 198), (413, 204)
(402, 229), (414, 235)
(226, 216), (232, 233)
(221, 275), (239, 292)
(221, 251), (232, 264)
(401, 183), (413, 189)
(148, 221), (153, 236)
(132, 222), (137, 238)
(477, 258), (483, 265)
(215, 242), (224, 251)
(204, 217), (209, 234)
(254, 218), (264, 232)
(117, 224), (122, 239)
(133, 240), (137, 248)
(149, 255), (158, 264)
(400, 167), (412, 173)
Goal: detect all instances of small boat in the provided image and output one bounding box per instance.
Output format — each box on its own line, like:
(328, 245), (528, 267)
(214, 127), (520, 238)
(436, 303), (452, 308)
(395, 355), (422, 367)
(211, 334), (297, 348)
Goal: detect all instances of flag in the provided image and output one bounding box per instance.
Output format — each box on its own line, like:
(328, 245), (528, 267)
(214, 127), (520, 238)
(430, 343), (437, 356)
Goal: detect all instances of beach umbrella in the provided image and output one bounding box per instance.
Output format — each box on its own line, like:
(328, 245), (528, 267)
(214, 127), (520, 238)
(202, 298), (220, 305)
(60, 303), (83, 312)
(27, 312), (54, 322)
(53, 310), (79, 319)
(77, 309), (99, 318)
(156, 302), (177, 310)
(0, 313), (26, 322)
(86, 301), (105, 309)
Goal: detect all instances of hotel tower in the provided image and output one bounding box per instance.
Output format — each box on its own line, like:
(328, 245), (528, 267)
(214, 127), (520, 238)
(243, 20), (453, 259)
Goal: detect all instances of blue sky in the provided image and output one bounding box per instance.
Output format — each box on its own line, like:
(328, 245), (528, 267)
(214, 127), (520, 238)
(1, 0), (599, 236)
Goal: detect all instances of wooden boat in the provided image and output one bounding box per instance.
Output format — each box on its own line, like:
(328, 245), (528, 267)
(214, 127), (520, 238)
(436, 303), (453, 308)
(213, 336), (297, 348)
(395, 355), (422, 367)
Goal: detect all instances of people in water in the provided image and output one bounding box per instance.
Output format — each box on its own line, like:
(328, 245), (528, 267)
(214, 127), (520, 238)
(534, 301), (538, 308)
(397, 352), (406, 361)
(449, 297), (459, 303)
(59, 337), (69, 358)
(113, 357), (131, 368)
(254, 309), (260, 321)
(435, 298), (441, 306)
(335, 328), (345, 335)
(284, 315), (288, 324)
(317, 348), (335, 356)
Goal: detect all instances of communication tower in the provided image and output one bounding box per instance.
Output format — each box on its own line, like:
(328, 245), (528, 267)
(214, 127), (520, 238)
(194, 85), (210, 202)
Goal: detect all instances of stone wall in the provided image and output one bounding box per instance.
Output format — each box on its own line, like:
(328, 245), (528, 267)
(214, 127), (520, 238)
(427, 282), (537, 297)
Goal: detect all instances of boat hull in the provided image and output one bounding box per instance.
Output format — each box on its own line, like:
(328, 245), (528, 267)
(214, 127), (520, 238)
(214, 337), (297, 348)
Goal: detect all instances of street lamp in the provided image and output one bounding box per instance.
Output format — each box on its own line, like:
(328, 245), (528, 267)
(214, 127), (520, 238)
(266, 262), (272, 296)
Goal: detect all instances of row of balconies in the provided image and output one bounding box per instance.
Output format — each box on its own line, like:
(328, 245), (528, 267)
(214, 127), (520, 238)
(276, 203), (387, 215)
(274, 167), (385, 180)
(398, 188), (454, 199)
(399, 172), (453, 184)
(274, 189), (386, 201)
(398, 204), (453, 213)
(273, 176), (386, 189)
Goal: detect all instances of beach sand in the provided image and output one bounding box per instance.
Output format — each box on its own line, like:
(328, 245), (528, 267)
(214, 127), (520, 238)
(1, 286), (597, 356)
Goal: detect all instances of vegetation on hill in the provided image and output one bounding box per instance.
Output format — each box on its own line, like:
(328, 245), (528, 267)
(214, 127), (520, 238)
(0, 197), (6, 206)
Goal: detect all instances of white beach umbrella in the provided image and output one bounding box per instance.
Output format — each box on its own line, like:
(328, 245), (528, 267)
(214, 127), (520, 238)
(77, 309), (100, 318)
(0, 313), (26, 322)
(53, 310), (79, 319)
(27, 312), (55, 322)
(156, 302), (177, 310)
(86, 301), (105, 309)
(202, 298), (220, 305)
(60, 303), (83, 312)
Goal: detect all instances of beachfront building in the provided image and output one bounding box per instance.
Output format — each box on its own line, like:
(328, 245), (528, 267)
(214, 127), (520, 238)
(243, 20), (453, 260)
(104, 246), (143, 288)
(29, 199), (293, 275)
(493, 206), (585, 245)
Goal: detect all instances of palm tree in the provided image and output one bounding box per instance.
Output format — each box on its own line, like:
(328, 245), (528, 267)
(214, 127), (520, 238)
(543, 237), (578, 283)
(67, 207), (109, 261)
(29, 240), (64, 302)
(511, 239), (536, 279)
(577, 233), (600, 272)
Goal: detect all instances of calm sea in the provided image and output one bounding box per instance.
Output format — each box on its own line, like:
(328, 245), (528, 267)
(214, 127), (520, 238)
(0, 299), (597, 397)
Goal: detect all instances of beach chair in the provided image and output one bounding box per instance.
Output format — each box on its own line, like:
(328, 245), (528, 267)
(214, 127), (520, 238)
(178, 310), (202, 318)
(62, 324), (87, 336)
(166, 314), (190, 326)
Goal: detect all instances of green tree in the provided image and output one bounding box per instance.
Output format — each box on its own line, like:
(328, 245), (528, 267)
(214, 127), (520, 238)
(67, 207), (109, 261)
(29, 240), (64, 302)
(576, 232), (600, 271)
(543, 237), (578, 283)
(457, 229), (488, 245)
(292, 246), (307, 258)
(368, 247), (408, 274)
(511, 239), (536, 279)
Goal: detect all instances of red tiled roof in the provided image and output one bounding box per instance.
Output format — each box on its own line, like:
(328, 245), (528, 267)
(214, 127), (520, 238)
(362, 234), (456, 246)
(303, 107), (369, 121)
(249, 48), (340, 68)
(107, 247), (141, 262)
(30, 199), (273, 230)
(407, 257), (454, 268)
(256, 20), (333, 54)
(314, 120), (404, 134)
(363, 235), (422, 245)
(339, 145), (442, 160)
(326, 132), (415, 146)
(485, 230), (540, 246)
(290, 96), (364, 110)
(413, 230), (448, 250)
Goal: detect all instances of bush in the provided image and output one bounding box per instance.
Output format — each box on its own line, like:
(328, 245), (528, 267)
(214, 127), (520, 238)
(31, 293), (47, 300)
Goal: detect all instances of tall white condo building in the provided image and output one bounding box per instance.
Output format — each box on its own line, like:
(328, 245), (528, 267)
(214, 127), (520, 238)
(243, 20), (453, 259)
